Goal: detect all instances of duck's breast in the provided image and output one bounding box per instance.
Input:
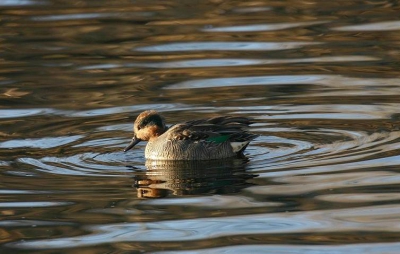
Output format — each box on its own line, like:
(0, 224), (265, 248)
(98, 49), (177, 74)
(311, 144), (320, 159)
(145, 139), (235, 160)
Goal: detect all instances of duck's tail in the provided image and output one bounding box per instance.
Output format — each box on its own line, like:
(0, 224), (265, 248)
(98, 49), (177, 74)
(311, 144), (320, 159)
(229, 133), (259, 154)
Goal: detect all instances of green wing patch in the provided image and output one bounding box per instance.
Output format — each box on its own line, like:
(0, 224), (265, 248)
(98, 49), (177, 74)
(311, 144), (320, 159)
(206, 135), (230, 143)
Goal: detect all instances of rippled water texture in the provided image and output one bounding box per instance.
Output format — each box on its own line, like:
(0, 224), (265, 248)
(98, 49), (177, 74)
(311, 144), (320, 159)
(1, 0), (400, 253)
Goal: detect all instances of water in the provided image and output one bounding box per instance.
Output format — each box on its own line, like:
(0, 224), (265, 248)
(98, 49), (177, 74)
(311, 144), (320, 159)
(1, 0), (400, 253)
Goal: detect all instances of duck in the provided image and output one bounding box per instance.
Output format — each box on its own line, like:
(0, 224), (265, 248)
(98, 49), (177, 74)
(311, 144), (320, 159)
(124, 110), (258, 160)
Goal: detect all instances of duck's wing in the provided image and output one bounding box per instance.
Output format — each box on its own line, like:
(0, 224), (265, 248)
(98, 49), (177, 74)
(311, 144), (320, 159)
(165, 116), (258, 143)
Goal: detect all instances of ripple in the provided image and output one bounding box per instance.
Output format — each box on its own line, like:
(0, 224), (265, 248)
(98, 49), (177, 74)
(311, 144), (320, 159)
(6, 212), (327, 249)
(0, 135), (83, 149)
(0, 104), (196, 119)
(214, 104), (397, 120)
(18, 152), (134, 177)
(253, 143), (400, 179)
(156, 242), (400, 254)
(125, 56), (377, 69)
(0, 108), (59, 119)
(328, 204), (400, 223)
(202, 21), (329, 32)
(135, 42), (320, 52)
(242, 112), (400, 183)
(0, 201), (72, 208)
(0, 190), (52, 194)
(232, 6), (271, 13)
(333, 20), (400, 31)
(165, 74), (400, 90)
(97, 123), (131, 132)
(129, 59), (264, 68)
(264, 104), (396, 120)
(250, 127), (400, 177)
(0, 0), (43, 6)
(31, 13), (119, 21)
(78, 63), (120, 70)
(166, 75), (327, 89)
(141, 195), (274, 209)
(317, 193), (400, 203)
(8, 204), (400, 250)
(0, 220), (74, 227)
(68, 103), (188, 117)
(73, 137), (125, 148)
(248, 171), (400, 196)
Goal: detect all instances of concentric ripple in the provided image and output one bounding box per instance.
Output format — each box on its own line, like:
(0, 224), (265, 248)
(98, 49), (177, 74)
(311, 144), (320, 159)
(251, 127), (400, 172)
(4, 102), (399, 180)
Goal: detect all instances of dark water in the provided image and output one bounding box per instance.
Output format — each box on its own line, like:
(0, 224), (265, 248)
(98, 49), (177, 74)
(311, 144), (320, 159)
(2, 0), (400, 253)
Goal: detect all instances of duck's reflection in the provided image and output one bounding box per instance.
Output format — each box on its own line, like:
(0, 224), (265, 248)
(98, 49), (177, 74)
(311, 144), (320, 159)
(133, 159), (257, 198)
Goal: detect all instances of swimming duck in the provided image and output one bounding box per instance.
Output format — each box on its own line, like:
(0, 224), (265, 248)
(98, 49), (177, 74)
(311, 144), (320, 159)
(124, 110), (258, 160)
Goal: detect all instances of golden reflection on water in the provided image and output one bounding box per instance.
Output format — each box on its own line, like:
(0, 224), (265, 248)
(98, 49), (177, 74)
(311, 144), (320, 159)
(134, 159), (254, 197)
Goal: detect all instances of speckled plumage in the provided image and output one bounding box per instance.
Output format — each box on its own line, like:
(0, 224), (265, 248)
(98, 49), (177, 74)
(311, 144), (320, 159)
(124, 110), (258, 160)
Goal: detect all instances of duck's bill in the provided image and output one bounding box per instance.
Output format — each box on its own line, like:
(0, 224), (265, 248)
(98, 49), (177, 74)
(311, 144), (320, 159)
(123, 137), (141, 152)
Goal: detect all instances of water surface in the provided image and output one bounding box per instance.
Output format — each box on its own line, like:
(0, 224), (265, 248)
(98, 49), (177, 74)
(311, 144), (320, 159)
(1, 0), (400, 253)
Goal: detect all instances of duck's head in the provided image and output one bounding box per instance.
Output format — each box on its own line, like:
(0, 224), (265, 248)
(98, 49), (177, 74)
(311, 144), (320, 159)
(124, 110), (167, 152)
